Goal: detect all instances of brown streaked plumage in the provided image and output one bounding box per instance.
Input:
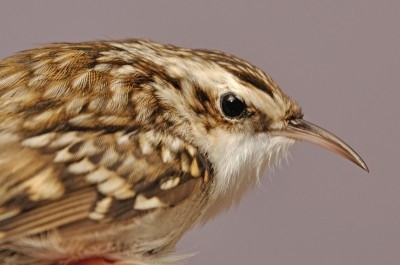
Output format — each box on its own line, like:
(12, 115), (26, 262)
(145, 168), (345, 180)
(0, 39), (367, 265)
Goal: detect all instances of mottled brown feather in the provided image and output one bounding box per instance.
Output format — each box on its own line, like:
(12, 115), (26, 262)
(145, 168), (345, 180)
(0, 39), (299, 264)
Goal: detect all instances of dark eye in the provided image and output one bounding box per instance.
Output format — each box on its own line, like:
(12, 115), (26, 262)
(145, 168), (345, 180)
(220, 93), (246, 118)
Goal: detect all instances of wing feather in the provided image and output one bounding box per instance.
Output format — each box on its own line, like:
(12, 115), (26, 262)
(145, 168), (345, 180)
(0, 129), (211, 244)
(0, 41), (213, 262)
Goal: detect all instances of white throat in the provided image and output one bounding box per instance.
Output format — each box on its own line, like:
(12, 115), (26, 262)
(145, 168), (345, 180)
(201, 130), (295, 221)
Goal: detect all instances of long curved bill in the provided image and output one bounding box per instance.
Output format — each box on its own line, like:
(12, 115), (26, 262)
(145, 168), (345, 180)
(271, 119), (369, 172)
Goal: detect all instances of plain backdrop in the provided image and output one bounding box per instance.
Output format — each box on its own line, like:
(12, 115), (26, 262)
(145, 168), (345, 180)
(0, 1), (399, 265)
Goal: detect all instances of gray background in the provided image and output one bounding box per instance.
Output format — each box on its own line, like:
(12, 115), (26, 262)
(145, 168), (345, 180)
(0, 1), (398, 264)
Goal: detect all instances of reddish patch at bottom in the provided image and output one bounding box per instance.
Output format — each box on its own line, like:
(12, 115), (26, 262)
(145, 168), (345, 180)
(73, 258), (114, 265)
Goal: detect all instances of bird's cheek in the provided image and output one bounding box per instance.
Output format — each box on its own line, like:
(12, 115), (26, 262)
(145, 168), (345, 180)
(247, 115), (273, 133)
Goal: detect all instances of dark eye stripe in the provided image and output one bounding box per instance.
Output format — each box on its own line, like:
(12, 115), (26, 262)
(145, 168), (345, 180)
(195, 88), (210, 103)
(196, 50), (275, 99)
(235, 71), (274, 99)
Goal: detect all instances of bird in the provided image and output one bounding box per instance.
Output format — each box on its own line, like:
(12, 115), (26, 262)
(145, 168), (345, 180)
(0, 39), (368, 265)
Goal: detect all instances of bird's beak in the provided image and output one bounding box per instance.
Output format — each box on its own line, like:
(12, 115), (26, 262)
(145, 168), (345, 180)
(270, 119), (369, 172)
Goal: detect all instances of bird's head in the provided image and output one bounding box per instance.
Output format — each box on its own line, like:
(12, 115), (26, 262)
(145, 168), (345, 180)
(133, 41), (369, 215)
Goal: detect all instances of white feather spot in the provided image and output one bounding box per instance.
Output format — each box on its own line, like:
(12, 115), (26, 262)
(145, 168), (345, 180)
(88, 212), (104, 221)
(86, 167), (114, 183)
(160, 177), (180, 190)
(72, 72), (89, 88)
(0, 72), (25, 87)
(109, 79), (124, 92)
(43, 81), (69, 99)
(1, 85), (30, 101)
(27, 75), (46, 87)
(170, 138), (184, 152)
(97, 176), (125, 195)
(54, 146), (75, 163)
(134, 195), (165, 210)
(181, 153), (190, 173)
(190, 159), (201, 177)
(24, 168), (64, 200)
(99, 115), (129, 126)
(111, 65), (135, 75)
(49, 132), (80, 148)
(94, 196), (113, 214)
(101, 148), (119, 167)
(161, 146), (174, 163)
(93, 63), (111, 72)
(52, 52), (72, 62)
(66, 97), (87, 114)
(68, 158), (96, 174)
(116, 156), (136, 175)
(79, 141), (99, 156)
(22, 133), (56, 148)
(113, 188), (136, 200)
(88, 97), (105, 111)
(23, 110), (56, 129)
(139, 136), (153, 155)
(68, 114), (94, 126)
(117, 133), (131, 145)
(186, 145), (197, 157)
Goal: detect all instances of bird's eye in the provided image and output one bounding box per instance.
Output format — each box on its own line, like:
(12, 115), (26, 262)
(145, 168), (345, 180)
(220, 93), (246, 119)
